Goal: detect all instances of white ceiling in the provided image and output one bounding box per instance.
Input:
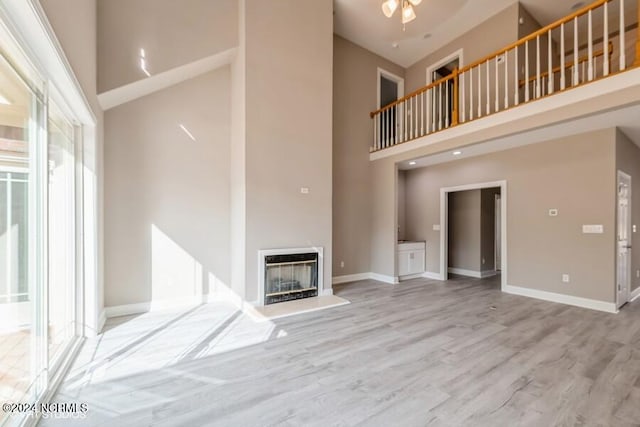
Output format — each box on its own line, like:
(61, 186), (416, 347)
(333, 0), (588, 68)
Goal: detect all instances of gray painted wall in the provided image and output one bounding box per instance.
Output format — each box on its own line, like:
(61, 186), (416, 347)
(448, 190), (481, 272)
(243, 0), (333, 300)
(104, 69), (231, 307)
(403, 129), (617, 303)
(97, 0), (238, 93)
(332, 35), (405, 277)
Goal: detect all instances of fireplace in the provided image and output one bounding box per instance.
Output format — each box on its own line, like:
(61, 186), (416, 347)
(259, 248), (323, 305)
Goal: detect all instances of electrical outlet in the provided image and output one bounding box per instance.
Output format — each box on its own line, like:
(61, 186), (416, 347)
(637, 269), (640, 279)
(482, 258), (486, 265)
(562, 274), (570, 283)
(300, 187), (309, 194)
(340, 261), (345, 268)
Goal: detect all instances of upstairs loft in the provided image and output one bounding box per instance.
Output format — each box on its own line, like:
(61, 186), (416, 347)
(369, 0), (640, 161)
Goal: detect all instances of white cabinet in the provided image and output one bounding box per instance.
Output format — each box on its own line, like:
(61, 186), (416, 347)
(397, 241), (426, 279)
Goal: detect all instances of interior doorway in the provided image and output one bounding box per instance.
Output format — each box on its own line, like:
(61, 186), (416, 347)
(440, 181), (507, 290)
(426, 50), (462, 130)
(617, 171), (632, 308)
(377, 68), (404, 148)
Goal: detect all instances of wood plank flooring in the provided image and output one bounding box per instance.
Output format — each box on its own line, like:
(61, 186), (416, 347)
(41, 276), (640, 426)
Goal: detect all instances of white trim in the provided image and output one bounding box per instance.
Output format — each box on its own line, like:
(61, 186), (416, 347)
(333, 273), (371, 284)
(503, 284), (618, 314)
(104, 295), (205, 319)
(617, 170), (632, 308)
(377, 67), (404, 110)
(321, 288), (334, 296)
(370, 272), (400, 285)
(98, 48), (237, 110)
(440, 181), (507, 291)
(426, 48), (464, 85)
(96, 309), (106, 335)
(630, 286), (640, 302)
(422, 271), (442, 280)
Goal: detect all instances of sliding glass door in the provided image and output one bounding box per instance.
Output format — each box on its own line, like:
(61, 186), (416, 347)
(0, 26), (81, 427)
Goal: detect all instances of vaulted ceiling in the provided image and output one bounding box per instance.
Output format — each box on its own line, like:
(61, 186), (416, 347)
(333, 0), (590, 67)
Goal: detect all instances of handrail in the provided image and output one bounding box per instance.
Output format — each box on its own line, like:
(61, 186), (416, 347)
(369, 0), (640, 153)
(518, 42), (613, 87)
(369, 0), (611, 118)
(458, 0), (610, 75)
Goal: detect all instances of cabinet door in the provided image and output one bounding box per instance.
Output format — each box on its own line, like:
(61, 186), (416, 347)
(397, 251), (411, 276)
(408, 250), (425, 274)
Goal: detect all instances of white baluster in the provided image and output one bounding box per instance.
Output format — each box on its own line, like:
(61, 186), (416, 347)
(574, 16), (579, 85)
(470, 68), (474, 120)
(446, 81), (450, 128)
(486, 60), (490, 114)
(560, 23), (566, 90)
(525, 41), (530, 102)
(414, 96), (418, 137)
(461, 70), (466, 123)
(373, 113), (377, 150)
(495, 56), (499, 112)
(419, 92), (423, 136)
(394, 104), (398, 144)
(426, 90), (430, 134)
(439, 83), (443, 130)
(536, 35), (541, 98)
(548, 30), (553, 94)
(504, 51), (509, 108)
(477, 65), (482, 117)
(588, 9), (594, 81)
(604, 1), (609, 76)
(620, 0), (626, 71)
(515, 46), (520, 105)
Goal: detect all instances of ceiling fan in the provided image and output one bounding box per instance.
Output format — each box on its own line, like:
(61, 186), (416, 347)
(382, 0), (422, 26)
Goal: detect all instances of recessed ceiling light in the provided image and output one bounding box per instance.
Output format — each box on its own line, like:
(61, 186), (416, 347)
(392, 42), (399, 49)
(409, 161), (417, 165)
(452, 151), (462, 156)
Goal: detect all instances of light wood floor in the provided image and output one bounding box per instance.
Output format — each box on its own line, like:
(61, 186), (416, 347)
(42, 276), (640, 426)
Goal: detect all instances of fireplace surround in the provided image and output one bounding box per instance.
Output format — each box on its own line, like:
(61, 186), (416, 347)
(258, 248), (324, 306)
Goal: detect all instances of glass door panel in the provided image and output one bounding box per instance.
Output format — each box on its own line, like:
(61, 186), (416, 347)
(47, 101), (76, 366)
(0, 51), (38, 423)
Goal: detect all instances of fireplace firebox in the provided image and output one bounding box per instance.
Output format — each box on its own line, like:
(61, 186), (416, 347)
(260, 249), (322, 305)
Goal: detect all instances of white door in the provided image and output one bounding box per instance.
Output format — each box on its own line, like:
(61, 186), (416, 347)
(495, 194), (502, 271)
(617, 171), (632, 308)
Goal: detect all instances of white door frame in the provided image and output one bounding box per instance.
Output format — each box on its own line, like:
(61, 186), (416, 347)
(426, 49), (464, 85)
(440, 180), (507, 291)
(616, 170), (632, 308)
(377, 67), (404, 109)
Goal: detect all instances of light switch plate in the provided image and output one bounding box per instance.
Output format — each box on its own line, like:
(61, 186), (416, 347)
(634, 224), (637, 233)
(300, 187), (309, 194)
(433, 224), (441, 231)
(583, 224), (604, 234)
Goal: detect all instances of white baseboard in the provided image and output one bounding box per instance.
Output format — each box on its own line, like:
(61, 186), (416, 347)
(333, 272), (399, 285)
(503, 284), (618, 314)
(630, 287), (640, 302)
(480, 270), (498, 278)
(370, 272), (399, 285)
(422, 272), (443, 280)
(105, 295), (206, 319)
(332, 273), (371, 285)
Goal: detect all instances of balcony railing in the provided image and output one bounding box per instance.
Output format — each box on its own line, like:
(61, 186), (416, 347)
(370, 0), (640, 152)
